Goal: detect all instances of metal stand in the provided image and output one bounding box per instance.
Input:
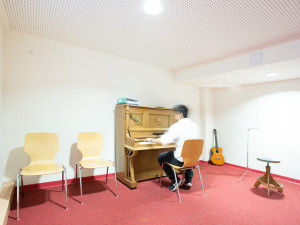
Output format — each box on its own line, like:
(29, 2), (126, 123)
(238, 128), (257, 182)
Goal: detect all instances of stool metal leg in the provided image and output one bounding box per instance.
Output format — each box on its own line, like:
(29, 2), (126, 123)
(266, 164), (270, 197)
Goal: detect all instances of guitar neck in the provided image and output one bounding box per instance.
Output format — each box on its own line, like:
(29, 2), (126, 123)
(213, 129), (218, 149)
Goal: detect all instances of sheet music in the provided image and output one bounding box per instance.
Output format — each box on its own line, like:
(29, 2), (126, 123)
(138, 141), (155, 145)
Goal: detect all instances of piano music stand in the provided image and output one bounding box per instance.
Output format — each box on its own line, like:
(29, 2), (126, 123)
(238, 128), (258, 182)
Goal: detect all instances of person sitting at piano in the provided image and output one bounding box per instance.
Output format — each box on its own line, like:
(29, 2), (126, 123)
(145, 104), (199, 191)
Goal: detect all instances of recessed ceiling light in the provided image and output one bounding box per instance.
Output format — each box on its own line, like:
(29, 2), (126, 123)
(143, 0), (163, 15)
(265, 73), (278, 77)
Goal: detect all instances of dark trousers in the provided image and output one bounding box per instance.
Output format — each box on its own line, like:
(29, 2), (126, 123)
(157, 151), (193, 184)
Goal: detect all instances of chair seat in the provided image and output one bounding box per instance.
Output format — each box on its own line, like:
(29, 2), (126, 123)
(165, 162), (186, 170)
(21, 163), (63, 176)
(165, 162), (196, 170)
(165, 162), (182, 169)
(78, 158), (113, 168)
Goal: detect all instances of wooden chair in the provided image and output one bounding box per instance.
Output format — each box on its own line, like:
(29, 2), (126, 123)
(160, 139), (205, 202)
(17, 133), (68, 220)
(75, 132), (118, 204)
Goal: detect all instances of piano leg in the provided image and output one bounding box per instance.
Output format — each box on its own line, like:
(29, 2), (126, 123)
(129, 155), (136, 184)
(123, 149), (138, 188)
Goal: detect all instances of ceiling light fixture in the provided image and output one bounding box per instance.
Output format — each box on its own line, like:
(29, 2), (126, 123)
(143, 0), (163, 15)
(265, 73), (279, 77)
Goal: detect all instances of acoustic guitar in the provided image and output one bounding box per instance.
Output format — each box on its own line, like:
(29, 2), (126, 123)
(211, 129), (225, 165)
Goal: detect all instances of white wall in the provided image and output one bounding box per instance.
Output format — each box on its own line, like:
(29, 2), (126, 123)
(199, 88), (215, 161)
(2, 31), (201, 185)
(0, 23), (3, 187)
(214, 79), (300, 180)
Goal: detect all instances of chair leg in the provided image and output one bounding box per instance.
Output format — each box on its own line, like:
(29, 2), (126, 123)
(197, 165), (205, 196)
(21, 175), (24, 198)
(160, 163), (164, 188)
(173, 167), (181, 203)
(62, 170), (64, 192)
(106, 167), (108, 184)
(62, 166), (68, 210)
(17, 169), (21, 220)
(75, 163), (78, 188)
(77, 163), (83, 204)
(114, 164), (118, 198)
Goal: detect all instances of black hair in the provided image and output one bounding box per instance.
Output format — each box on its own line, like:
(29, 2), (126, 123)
(173, 104), (188, 118)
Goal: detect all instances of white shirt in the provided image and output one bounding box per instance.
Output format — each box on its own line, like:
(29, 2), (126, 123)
(160, 118), (199, 162)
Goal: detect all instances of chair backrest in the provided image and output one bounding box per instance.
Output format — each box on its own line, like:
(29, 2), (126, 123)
(77, 132), (104, 159)
(181, 139), (204, 168)
(24, 133), (59, 164)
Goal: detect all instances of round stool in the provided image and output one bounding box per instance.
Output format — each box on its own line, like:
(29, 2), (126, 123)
(254, 157), (284, 196)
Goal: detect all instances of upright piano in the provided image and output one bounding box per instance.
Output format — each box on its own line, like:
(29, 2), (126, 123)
(115, 104), (175, 189)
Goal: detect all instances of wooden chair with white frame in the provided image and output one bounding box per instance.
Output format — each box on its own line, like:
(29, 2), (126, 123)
(17, 133), (68, 220)
(75, 132), (118, 204)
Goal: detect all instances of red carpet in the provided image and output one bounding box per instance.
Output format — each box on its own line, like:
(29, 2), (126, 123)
(8, 163), (300, 225)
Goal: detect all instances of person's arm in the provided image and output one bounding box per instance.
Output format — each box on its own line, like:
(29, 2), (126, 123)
(144, 138), (162, 144)
(145, 123), (178, 145)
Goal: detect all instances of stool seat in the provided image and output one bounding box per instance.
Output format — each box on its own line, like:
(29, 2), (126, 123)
(257, 157), (280, 163)
(254, 156), (283, 196)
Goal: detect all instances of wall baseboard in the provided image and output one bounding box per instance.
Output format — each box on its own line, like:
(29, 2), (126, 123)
(200, 160), (300, 185)
(14, 161), (300, 192)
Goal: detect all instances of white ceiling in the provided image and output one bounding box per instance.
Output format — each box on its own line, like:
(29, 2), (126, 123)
(0, 0), (300, 87)
(177, 57), (300, 88)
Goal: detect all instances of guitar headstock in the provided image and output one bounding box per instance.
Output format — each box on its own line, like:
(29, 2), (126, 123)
(213, 129), (217, 136)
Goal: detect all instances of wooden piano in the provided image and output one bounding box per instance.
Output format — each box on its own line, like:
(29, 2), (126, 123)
(115, 104), (175, 189)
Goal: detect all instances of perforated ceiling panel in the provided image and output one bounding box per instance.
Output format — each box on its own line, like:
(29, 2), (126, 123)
(1, 0), (300, 71)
